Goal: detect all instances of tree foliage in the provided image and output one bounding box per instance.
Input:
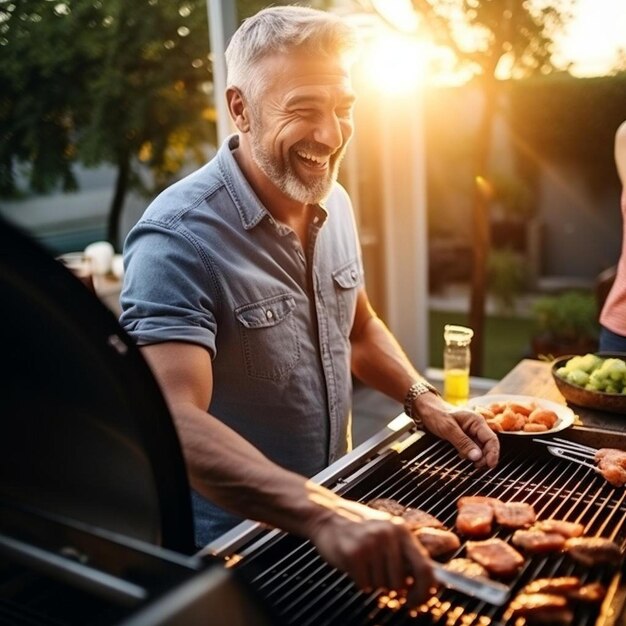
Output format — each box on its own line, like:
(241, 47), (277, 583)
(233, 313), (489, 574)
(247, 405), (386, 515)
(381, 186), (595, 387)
(0, 0), (216, 244)
(404, 0), (576, 374)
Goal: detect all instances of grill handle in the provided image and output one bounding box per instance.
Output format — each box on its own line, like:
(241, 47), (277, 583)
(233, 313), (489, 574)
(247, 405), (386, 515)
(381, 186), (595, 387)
(432, 562), (510, 606)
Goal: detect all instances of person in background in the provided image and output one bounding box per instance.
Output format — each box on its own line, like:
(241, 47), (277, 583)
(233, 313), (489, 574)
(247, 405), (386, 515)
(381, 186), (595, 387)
(120, 5), (499, 604)
(599, 121), (626, 351)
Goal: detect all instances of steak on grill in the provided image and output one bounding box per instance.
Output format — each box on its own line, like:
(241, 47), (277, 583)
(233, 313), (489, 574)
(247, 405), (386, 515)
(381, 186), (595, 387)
(442, 558), (489, 579)
(533, 519), (585, 538)
(511, 529), (566, 553)
(507, 592), (573, 624)
(402, 508), (444, 530)
(493, 501), (536, 529)
(564, 537), (622, 566)
(456, 496), (498, 537)
(413, 527), (460, 558)
(465, 538), (525, 577)
(367, 498), (405, 516)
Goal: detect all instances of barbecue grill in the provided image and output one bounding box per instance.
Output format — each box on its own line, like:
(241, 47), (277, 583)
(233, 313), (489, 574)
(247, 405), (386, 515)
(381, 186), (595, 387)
(0, 217), (273, 625)
(209, 418), (626, 626)
(3, 215), (626, 625)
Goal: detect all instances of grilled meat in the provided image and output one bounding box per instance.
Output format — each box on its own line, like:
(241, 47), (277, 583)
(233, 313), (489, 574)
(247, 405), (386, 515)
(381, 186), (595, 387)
(595, 448), (626, 487)
(595, 448), (626, 465)
(442, 558), (489, 579)
(456, 496), (499, 537)
(533, 519), (585, 538)
(527, 407), (559, 430)
(413, 527), (460, 558)
(567, 582), (606, 603)
(493, 501), (536, 529)
(367, 498), (405, 516)
(402, 508), (444, 530)
(564, 536), (621, 566)
(511, 529), (566, 553)
(522, 577), (606, 603)
(466, 538), (525, 577)
(523, 577), (581, 595)
(507, 593), (573, 624)
(457, 496), (501, 507)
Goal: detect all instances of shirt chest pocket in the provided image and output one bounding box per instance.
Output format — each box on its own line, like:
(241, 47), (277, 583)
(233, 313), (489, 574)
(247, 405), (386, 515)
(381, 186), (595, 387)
(235, 294), (301, 381)
(332, 260), (360, 336)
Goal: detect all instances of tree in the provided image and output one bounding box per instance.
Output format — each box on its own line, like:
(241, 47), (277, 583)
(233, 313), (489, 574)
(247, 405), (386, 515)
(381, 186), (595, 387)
(0, 0), (216, 248)
(370, 0), (575, 374)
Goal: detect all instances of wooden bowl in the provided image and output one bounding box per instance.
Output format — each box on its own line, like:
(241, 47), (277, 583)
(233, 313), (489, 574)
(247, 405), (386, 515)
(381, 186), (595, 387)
(552, 353), (626, 414)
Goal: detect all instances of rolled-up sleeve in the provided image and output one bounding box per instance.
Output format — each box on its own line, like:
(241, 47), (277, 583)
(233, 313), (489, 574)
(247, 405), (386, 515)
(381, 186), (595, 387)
(119, 219), (218, 357)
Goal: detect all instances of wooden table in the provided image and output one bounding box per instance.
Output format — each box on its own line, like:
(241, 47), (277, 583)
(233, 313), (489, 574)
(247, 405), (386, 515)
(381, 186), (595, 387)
(488, 358), (626, 432)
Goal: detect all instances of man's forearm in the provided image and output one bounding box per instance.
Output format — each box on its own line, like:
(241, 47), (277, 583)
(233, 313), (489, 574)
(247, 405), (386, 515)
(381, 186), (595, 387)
(172, 401), (336, 537)
(350, 314), (426, 403)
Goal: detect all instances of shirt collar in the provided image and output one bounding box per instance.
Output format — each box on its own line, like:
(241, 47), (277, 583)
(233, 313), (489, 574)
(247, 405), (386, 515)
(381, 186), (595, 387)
(217, 134), (328, 231)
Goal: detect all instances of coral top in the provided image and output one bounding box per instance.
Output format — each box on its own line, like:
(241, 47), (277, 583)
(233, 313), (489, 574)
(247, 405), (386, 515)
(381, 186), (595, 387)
(601, 188), (626, 335)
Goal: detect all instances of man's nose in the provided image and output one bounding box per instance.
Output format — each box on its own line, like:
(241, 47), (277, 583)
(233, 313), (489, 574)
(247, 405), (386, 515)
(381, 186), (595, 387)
(314, 113), (346, 151)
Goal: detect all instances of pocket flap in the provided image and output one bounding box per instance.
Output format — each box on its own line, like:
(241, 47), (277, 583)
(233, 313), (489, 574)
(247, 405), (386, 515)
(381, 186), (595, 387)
(332, 260), (361, 289)
(235, 294), (296, 329)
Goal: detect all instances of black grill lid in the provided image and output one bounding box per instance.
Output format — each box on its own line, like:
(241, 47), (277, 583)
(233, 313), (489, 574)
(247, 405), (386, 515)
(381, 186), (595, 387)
(0, 217), (194, 554)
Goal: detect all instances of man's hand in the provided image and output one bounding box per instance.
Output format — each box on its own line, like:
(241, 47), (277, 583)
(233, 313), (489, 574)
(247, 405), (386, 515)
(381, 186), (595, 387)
(414, 393), (500, 469)
(304, 487), (437, 606)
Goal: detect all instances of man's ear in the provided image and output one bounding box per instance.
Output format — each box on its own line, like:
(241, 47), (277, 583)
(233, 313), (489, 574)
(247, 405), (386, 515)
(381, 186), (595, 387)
(226, 87), (250, 133)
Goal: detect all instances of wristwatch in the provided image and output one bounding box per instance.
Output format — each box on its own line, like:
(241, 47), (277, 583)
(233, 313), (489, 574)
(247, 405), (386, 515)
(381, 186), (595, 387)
(404, 380), (439, 428)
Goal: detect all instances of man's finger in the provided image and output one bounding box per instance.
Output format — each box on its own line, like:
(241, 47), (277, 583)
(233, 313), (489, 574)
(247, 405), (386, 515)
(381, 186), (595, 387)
(399, 531), (436, 606)
(385, 520), (406, 591)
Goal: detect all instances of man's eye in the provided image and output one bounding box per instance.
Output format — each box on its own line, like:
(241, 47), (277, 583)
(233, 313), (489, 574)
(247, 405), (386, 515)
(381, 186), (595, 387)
(295, 108), (317, 116)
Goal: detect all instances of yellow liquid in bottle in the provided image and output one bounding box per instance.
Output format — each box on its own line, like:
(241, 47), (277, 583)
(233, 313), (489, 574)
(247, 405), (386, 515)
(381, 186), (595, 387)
(444, 368), (470, 405)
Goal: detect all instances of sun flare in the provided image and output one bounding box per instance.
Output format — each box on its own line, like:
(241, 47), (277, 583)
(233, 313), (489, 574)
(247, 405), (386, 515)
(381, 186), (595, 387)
(359, 33), (428, 94)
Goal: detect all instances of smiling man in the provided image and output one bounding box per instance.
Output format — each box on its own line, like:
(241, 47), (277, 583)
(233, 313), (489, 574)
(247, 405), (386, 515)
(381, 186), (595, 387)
(120, 6), (498, 604)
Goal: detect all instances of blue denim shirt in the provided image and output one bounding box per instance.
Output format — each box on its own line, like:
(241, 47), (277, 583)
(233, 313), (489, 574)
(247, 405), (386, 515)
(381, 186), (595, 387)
(120, 135), (363, 546)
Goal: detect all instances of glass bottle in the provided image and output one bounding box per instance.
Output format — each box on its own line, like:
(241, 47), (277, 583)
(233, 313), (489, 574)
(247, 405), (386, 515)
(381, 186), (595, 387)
(443, 324), (474, 405)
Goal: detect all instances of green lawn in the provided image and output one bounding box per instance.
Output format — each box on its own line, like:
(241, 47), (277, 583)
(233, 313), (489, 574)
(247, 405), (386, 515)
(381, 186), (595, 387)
(429, 310), (537, 380)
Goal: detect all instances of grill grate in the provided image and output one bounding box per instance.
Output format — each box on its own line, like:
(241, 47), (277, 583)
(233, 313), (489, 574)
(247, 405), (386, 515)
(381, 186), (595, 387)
(232, 434), (626, 626)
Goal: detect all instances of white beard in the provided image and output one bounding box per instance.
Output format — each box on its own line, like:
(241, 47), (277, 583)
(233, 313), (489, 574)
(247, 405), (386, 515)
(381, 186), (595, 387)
(249, 133), (344, 205)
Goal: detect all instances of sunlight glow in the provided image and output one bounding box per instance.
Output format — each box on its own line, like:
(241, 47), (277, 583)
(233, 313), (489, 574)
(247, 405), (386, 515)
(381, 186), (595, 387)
(360, 33), (428, 94)
(370, 0), (419, 34)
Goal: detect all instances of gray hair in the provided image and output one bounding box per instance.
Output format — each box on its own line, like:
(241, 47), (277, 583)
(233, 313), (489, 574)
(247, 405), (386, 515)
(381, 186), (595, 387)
(225, 5), (359, 100)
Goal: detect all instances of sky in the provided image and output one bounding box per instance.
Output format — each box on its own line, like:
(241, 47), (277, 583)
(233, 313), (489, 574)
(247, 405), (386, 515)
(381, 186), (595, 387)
(366, 0), (626, 78)
(557, 0), (626, 76)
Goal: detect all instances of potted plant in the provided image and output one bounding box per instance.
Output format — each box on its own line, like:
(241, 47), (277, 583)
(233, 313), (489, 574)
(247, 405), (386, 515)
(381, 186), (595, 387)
(531, 290), (599, 358)
(487, 247), (527, 314)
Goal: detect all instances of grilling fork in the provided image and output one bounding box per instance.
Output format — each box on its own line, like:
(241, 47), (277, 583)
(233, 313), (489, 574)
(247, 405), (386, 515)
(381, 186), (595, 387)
(532, 437), (598, 471)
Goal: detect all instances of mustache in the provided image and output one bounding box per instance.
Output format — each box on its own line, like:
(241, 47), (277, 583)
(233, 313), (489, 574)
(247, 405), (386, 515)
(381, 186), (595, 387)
(293, 141), (336, 158)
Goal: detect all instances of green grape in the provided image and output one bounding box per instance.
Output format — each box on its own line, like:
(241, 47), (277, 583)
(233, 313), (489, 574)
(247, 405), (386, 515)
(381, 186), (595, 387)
(566, 369), (589, 387)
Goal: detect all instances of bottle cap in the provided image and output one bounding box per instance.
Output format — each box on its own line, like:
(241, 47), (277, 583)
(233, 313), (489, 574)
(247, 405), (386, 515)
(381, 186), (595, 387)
(444, 324), (474, 346)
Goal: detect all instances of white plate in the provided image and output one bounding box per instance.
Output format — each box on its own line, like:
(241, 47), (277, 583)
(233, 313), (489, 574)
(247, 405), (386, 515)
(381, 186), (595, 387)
(465, 394), (576, 436)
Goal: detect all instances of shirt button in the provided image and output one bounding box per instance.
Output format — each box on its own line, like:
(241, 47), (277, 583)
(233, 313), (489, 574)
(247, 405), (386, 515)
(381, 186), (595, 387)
(350, 270), (357, 280)
(266, 310), (273, 319)
(313, 216), (319, 224)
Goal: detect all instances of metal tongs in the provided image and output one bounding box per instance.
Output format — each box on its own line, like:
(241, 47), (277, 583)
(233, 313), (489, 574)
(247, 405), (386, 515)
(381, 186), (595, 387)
(532, 437), (598, 471)
(431, 562), (510, 605)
